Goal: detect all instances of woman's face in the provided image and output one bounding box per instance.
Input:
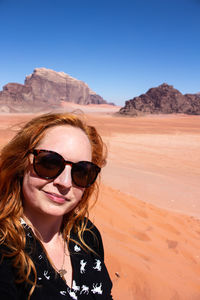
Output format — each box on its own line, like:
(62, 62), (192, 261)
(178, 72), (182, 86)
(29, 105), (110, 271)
(22, 125), (92, 222)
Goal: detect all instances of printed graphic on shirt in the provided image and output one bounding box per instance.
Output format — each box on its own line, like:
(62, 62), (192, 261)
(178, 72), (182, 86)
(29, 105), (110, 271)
(91, 283), (103, 295)
(93, 259), (102, 271)
(20, 218), (29, 229)
(74, 245), (81, 252)
(72, 280), (80, 292)
(27, 232), (33, 238)
(60, 290), (67, 296)
(67, 288), (78, 300)
(80, 259), (87, 274)
(80, 285), (89, 295)
(44, 270), (50, 280)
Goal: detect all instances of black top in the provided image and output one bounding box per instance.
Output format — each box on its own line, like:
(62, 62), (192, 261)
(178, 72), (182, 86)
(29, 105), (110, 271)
(0, 219), (113, 300)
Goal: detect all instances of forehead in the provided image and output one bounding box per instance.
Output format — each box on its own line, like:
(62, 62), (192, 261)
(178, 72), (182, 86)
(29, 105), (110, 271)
(37, 125), (92, 161)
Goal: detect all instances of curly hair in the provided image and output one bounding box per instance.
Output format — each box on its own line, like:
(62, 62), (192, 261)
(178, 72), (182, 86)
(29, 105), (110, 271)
(0, 112), (107, 298)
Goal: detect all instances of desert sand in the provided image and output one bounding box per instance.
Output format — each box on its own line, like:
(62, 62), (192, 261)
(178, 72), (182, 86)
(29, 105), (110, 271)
(0, 106), (200, 299)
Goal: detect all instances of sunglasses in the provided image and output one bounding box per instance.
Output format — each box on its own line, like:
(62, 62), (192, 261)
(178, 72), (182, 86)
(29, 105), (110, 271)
(29, 149), (101, 188)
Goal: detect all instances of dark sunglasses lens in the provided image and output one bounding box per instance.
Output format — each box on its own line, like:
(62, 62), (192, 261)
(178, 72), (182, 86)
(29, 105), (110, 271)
(34, 152), (63, 179)
(72, 162), (100, 188)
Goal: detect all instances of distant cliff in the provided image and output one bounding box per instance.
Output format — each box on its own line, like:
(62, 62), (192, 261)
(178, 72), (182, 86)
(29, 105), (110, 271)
(0, 68), (107, 112)
(119, 83), (200, 116)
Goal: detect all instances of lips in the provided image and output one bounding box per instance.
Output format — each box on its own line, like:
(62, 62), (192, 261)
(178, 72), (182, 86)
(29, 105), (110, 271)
(43, 191), (68, 204)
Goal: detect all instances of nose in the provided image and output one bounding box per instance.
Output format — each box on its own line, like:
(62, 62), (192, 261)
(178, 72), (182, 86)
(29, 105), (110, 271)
(53, 165), (72, 189)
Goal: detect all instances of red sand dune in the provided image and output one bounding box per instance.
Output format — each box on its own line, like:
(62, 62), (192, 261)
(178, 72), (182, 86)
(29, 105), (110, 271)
(0, 107), (200, 299)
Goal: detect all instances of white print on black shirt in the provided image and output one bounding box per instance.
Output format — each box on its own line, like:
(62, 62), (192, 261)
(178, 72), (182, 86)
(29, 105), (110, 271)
(91, 283), (103, 295)
(67, 288), (78, 300)
(60, 290), (67, 296)
(80, 285), (89, 295)
(44, 270), (50, 280)
(27, 232), (32, 238)
(93, 259), (102, 271)
(80, 259), (87, 274)
(74, 245), (81, 252)
(38, 254), (43, 260)
(72, 280), (80, 292)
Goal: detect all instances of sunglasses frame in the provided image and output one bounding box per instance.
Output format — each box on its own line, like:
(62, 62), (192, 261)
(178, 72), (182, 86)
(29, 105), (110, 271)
(29, 149), (101, 188)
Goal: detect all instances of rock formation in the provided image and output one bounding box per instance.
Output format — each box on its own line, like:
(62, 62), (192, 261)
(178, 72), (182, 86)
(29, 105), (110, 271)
(0, 68), (107, 112)
(119, 83), (200, 116)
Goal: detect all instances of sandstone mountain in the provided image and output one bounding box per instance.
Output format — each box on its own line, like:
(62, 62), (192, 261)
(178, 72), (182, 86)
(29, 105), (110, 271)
(0, 68), (107, 112)
(119, 83), (200, 116)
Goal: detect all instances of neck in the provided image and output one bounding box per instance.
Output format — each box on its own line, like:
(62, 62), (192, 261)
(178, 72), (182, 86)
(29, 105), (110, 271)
(23, 211), (63, 243)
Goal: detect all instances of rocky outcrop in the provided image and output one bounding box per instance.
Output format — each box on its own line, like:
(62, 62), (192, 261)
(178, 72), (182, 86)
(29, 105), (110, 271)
(0, 68), (107, 112)
(119, 83), (200, 116)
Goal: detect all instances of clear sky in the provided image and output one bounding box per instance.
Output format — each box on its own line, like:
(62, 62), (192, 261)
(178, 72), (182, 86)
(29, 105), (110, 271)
(0, 0), (200, 106)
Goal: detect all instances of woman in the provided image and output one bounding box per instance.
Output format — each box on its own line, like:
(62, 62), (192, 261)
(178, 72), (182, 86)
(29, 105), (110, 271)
(0, 113), (113, 299)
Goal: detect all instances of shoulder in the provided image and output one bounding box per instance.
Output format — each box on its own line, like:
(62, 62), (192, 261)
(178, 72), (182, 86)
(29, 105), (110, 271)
(71, 218), (105, 260)
(84, 218), (102, 241)
(0, 246), (14, 279)
(0, 250), (18, 299)
(85, 219), (104, 258)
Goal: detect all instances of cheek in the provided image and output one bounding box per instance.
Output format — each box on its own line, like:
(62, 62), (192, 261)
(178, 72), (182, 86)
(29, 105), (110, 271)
(22, 172), (35, 206)
(22, 171), (31, 194)
(22, 171), (45, 203)
(73, 187), (85, 203)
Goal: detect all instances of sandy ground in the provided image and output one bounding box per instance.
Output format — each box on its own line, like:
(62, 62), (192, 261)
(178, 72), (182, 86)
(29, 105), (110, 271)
(0, 106), (200, 299)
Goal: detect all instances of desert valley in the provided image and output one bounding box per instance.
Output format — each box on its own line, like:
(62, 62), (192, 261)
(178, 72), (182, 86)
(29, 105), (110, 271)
(0, 103), (200, 299)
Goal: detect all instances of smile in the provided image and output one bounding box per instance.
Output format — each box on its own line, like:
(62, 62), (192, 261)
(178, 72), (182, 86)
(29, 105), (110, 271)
(43, 191), (69, 204)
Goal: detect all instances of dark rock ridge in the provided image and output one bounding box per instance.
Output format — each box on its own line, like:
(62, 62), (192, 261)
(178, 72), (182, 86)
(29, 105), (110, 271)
(119, 83), (200, 116)
(0, 68), (107, 112)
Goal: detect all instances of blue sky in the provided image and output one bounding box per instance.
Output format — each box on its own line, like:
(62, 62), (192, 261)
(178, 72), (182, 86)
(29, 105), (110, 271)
(0, 0), (200, 106)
